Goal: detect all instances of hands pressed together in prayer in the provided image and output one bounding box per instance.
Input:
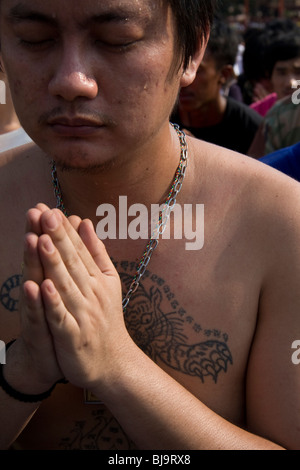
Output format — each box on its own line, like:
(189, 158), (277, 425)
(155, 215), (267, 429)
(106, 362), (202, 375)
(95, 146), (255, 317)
(20, 203), (129, 398)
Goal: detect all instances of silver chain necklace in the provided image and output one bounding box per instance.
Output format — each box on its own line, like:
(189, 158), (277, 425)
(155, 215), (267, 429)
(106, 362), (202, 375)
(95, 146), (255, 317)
(51, 123), (188, 312)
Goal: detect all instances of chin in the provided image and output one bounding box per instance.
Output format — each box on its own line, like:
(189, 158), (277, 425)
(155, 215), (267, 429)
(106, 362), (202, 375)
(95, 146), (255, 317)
(51, 147), (118, 174)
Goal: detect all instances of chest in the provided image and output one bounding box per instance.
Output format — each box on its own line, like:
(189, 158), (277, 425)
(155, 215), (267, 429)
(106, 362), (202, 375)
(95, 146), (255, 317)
(2, 207), (263, 450)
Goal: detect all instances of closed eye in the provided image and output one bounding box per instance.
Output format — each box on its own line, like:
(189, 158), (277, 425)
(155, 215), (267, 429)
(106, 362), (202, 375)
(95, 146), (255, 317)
(94, 38), (137, 51)
(19, 38), (56, 50)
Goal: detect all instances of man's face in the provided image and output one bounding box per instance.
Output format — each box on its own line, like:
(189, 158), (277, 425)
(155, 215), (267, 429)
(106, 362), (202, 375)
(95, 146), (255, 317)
(178, 49), (222, 112)
(271, 57), (300, 100)
(0, 0), (182, 169)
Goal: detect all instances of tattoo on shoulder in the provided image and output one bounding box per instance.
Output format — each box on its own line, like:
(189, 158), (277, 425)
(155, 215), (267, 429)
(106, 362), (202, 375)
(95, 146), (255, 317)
(115, 260), (233, 384)
(0, 274), (22, 312)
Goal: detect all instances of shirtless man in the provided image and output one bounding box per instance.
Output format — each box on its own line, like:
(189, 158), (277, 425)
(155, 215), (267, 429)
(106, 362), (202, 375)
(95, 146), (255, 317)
(0, 0), (299, 450)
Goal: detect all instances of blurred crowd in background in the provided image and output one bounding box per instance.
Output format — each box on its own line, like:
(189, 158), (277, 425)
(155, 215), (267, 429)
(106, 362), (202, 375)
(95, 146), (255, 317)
(171, 4), (300, 162)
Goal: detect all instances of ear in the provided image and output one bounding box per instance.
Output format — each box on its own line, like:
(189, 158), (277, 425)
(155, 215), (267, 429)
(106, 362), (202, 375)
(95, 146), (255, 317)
(219, 65), (235, 86)
(180, 38), (208, 88)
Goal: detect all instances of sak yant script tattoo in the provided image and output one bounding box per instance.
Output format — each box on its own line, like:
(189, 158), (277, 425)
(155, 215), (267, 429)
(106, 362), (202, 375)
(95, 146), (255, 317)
(116, 261), (233, 384)
(60, 409), (135, 450)
(0, 274), (22, 312)
(60, 261), (233, 450)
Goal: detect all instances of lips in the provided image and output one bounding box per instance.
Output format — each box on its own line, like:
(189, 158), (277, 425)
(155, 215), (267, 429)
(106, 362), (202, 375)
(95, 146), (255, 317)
(48, 116), (103, 137)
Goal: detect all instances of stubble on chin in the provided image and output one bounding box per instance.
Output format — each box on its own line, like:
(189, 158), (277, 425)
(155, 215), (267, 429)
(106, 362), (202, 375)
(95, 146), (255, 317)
(49, 152), (118, 175)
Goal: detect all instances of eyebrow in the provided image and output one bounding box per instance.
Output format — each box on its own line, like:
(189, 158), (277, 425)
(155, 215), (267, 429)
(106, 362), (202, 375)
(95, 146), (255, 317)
(7, 3), (142, 28)
(7, 4), (57, 25)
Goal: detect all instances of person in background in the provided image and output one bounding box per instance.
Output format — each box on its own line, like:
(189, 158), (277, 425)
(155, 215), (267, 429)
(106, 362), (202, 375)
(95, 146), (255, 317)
(239, 19), (300, 111)
(264, 95), (300, 155)
(249, 26), (300, 117)
(171, 19), (262, 154)
(223, 33), (244, 103)
(248, 91), (300, 158)
(260, 140), (300, 182)
(0, 71), (31, 153)
(258, 85), (300, 178)
(237, 26), (274, 106)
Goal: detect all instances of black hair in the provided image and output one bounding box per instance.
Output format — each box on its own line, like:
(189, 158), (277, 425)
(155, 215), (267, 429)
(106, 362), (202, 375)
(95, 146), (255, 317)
(263, 31), (300, 77)
(167, 0), (217, 70)
(243, 19), (300, 81)
(205, 19), (239, 69)
(243, 28), (272, 81)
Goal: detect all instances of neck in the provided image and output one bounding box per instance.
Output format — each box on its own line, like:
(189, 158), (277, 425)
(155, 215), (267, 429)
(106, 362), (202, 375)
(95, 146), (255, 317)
(0, 79), (21, 135)
(52, 123), (184, 226)
(179, 94), (227, 128)
(0, 107), (21, 135)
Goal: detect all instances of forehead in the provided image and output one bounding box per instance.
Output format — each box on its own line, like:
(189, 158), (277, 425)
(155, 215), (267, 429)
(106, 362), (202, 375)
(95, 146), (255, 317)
(1, 0), (167, 26)
(273, 58), (300, 71)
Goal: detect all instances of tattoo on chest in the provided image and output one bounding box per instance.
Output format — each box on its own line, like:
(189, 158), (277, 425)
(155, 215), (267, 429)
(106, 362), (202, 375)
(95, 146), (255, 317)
(0, 274), (22, 312)
(2, 265), (233, 384)
(60, 261), (232, 450)
(117, 260), (233, 384)
(60, 410), (135, 450)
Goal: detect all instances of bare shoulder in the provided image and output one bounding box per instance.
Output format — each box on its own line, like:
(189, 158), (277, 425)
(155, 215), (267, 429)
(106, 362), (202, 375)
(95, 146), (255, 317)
(188, 139), (300, 448)
(191, 137), (300, 283)
(0, 142), (53, 246)
(0, 142), (47, 185)
(0, 143), (54, 215)
(0, 144), (53, 341)
(189, 136), (300, 218)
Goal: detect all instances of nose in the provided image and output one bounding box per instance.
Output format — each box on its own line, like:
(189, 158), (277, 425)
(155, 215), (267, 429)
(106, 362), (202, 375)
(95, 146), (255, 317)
(291, 78), (299, 90)
(48, 45), (98, 101)
(286, 73), (300, 93)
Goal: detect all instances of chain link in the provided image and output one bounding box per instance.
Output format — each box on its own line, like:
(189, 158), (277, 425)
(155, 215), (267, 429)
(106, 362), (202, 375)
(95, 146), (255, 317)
(122, 124), (188, 311)
(51, 123), (188, 312)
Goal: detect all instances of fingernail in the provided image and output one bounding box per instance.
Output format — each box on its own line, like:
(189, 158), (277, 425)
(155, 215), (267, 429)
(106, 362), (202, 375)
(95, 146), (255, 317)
(44, 238), (55, 253)
(46, 282), (56, 295)
(46, 212), (58, 230)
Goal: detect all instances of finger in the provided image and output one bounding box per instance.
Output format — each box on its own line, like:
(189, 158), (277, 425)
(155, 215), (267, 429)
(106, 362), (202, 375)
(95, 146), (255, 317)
(41, 279), (96, 387)
(37, 234), (86, 309)
(23, 232), (44, 285)
(26, 204), (51, 235)
(40, 209), (101, 278)
(22, 280), (52, 343)
(26, 208), (43, 236)
(41, 279), (78, 336)
(31, 204), (82, 235)
(38, 234), (82, 295)
(22, 280), (44, 323)
(68, 215), (82, 232)
(21, 280), (63, 384)
(79, 219), (117, 276)
(35, 203), (51, 212)
(41, 279), (84, 378)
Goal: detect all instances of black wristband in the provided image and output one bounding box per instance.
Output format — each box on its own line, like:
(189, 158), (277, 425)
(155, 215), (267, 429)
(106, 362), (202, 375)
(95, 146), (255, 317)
(0, 340), (67, 403)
